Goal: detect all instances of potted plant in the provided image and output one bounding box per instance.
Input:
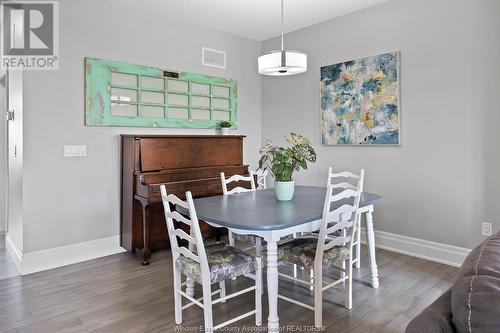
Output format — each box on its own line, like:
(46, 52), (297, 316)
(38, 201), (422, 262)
(258, 133), (316, 201)
(218, 120), (232, 135)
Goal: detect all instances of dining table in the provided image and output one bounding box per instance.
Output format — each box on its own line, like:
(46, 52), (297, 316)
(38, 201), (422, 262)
(179, 185), (382, 332)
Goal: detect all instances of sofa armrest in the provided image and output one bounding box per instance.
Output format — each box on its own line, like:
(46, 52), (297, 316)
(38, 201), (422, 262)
(406, 289), (455, 333)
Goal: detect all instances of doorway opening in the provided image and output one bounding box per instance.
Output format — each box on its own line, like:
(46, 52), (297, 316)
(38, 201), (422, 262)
(1, 69), (22, 278)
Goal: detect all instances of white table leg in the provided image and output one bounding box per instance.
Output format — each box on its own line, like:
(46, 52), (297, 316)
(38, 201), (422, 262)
(266, 240), (280, 333)
(365, 205), (379, 288)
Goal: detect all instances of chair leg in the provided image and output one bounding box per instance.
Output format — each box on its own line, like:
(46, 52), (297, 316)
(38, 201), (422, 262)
(314, 266), (323, 328)
(255, 237), (264, 296)
(309, 268), (314, 291)
(344, 259), (353, 310)
(228, 230), (238, 280)
(187, 231), (196, 297)
(340, 228), (346, 284)
(186, 278), (195, 297)
(292, 232), (299, 278)
(255, 254), (263, 326)
(173, 269), (182, 324)
(228, 230), (235, 246)
(219, 281), (226, 303)
(341, 260), (346, 285)
(355, 217), (361, 269)
(255, 237), (262, 256)
(202, 283), (214, 333)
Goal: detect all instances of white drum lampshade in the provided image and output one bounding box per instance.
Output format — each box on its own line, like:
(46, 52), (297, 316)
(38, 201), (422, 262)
(258, 50), (307, 76)
(258, 0), (307, 77)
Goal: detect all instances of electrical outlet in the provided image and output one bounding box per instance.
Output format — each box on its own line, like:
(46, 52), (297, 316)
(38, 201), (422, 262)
(482, 222), (492, 237)
(64, 145), (87, 157)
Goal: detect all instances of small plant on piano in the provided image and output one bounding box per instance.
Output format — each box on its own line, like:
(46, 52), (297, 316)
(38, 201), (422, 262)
(258, 133), (316, 201)
(218, 120), (233, 135)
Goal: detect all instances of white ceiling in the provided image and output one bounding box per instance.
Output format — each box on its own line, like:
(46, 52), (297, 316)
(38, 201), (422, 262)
(106, 0), (387, 41)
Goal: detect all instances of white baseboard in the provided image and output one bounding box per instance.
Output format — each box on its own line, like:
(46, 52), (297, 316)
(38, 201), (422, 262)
(5, 233), (22, 274)
(19, 235), (126, 275)
(361, 228), (471, 267)
(7, 228), (470, 276)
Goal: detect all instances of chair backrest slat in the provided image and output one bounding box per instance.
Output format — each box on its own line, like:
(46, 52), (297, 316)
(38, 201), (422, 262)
(325, 220), (353, 235)
(330, 182), (357, 190)
(167, 193), (190, 209)
(160, 185), (210, 284)
(323, 236), (351, 251)
(328, 204), (356, 219)
(227, 186), (253, 195)
(178, 246), (200, 262)
(220, 171), (256, 195)
(330, 188), (359, 202)
(166, 211), (193, 227)
(315, 167), (365, 268)
(173, 228), (196, 244)
(331, 171), (361, 180)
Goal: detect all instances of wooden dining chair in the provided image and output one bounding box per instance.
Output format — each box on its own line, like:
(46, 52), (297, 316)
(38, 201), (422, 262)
(160, 185), (262, 332)
(276, 169), (364, 328)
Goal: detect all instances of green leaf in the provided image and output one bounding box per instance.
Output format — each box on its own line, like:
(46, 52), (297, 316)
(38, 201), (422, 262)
(258, 132), (316, 182)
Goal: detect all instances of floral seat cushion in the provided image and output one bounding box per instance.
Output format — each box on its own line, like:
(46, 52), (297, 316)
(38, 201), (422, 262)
(233, 234), (259, 244)
(175, 243), (258, 284)
(278, 237), (350, 269)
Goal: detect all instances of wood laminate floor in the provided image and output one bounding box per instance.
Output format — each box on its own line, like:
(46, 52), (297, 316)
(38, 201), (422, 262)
(0, 244), (457, 333)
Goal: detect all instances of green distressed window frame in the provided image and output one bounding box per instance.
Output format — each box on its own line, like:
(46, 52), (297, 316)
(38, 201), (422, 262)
(85, 58), (237, 128)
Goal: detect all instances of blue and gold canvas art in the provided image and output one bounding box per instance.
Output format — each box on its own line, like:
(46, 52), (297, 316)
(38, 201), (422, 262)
(320, 51), (400, 145)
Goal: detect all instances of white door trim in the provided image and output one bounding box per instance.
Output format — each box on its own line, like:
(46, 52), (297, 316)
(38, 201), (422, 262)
(0, 70), (7, 234)
(5, 232), (22, 273)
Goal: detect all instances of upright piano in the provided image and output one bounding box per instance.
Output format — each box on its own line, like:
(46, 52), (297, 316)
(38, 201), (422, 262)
(120, 135), (249, 265)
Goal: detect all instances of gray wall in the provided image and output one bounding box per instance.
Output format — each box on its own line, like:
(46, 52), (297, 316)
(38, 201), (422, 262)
(22, 0), (262, 252)
(480, 0), (500, 247)
(6, 70), (24, 251)
(18, 0), (500, 253)
(261, 0), (500, 249)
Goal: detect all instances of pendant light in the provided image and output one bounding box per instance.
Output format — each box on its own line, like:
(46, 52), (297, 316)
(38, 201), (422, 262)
(258, 0), (307, 76)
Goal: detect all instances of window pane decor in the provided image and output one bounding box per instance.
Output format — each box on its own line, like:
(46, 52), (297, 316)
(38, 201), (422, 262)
(85, 58), (237, 128)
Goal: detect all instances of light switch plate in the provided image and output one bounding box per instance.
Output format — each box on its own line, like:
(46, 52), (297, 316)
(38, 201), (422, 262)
(64, 145), (87, 157)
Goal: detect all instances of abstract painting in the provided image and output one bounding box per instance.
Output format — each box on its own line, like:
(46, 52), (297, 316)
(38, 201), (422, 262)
(320, 51), (400, 145)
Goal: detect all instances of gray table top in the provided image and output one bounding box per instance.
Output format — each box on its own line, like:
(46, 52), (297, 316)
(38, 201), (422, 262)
(177, 186), (382, 232)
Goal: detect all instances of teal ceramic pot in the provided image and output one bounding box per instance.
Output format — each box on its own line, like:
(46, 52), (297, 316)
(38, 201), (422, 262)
(275, 180), (295, 201)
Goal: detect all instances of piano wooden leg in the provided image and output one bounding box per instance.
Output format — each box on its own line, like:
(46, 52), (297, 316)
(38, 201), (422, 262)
(140, 202), (151, 266)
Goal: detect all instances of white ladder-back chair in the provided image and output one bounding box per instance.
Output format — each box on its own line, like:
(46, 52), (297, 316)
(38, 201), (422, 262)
(220, 172), (264, 289)
(327, 167), (364, 270)
(220, 172), (259, 249)
(276, 168), (364, 328)
(160, 185), (262, 332)
(254, 169), (268, 190)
